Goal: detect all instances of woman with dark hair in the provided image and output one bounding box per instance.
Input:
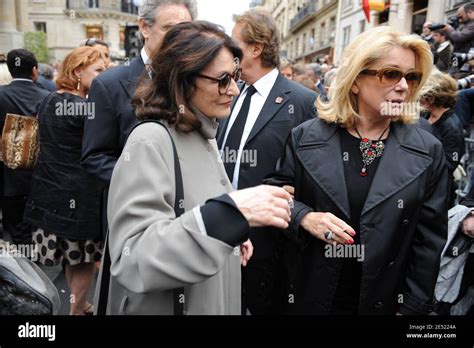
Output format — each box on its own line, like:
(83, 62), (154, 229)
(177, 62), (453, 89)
(105, 20), (291, 315)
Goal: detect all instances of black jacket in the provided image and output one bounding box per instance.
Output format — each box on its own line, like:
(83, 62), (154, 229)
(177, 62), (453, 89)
(428, 108), (465, 176)
(24, 93), (102, 240)
(81, 56), (145, 184)
(265, 118), (449, 315)
(217, 74), (316, 260)
(0, 80), (50, 197)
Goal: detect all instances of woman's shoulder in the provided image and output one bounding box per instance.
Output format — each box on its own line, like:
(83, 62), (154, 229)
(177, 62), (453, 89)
(126, 120), (175, 154)
(291, 117), (338, 144)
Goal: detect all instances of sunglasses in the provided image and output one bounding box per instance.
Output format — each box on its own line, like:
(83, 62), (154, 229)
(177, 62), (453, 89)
(196, 67), (242, 95)
(360, 67), (423, 88)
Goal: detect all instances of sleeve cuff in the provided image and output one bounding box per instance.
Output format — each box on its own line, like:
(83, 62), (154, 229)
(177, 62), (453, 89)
(200, 194), (250, 247)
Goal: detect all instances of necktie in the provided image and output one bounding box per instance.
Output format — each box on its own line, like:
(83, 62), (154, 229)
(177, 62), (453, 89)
(222, 85), (257, 181)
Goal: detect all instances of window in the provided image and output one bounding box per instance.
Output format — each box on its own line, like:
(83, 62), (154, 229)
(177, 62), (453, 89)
(320, 22), (326, 46)
(343, 25), (351, 48)
(359, 19), (365, 34)
(296, 37), (300, 57)
(302, 33), (307, 54)
(88, 0), (99, 8)
(343, 0), (353, 10)
(34, 22), (46, 33)
(86, 25), (103, 40)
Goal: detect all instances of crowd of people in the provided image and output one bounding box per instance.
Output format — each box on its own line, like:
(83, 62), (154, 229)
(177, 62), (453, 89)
(0, 0), (473, 316)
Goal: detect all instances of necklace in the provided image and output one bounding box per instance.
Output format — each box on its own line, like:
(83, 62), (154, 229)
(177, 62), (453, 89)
(354, 125), (390, 177)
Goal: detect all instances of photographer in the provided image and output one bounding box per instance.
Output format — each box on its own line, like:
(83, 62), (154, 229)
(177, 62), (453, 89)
(444, 3), (474, 54)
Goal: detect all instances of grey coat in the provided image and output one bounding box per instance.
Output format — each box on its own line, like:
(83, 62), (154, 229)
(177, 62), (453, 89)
(435, 205), (474, 305)
(105, 113), (241, 315)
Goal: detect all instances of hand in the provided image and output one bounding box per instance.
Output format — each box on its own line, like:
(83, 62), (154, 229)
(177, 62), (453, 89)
(240, 239), (253, 267)
(228, 185), (291, 229)
(283, 185), (295, 199)
(462, 214), (474, 238)
(300, 212), (356, 245)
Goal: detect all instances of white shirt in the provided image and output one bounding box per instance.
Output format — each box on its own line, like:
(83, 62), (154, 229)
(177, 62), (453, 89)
(12, 78), (33, 83)
(140, 48), (151, 65)
(220, 68), (279, 189)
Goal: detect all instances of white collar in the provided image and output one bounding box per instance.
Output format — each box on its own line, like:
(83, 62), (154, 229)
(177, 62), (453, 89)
(12, 78), (33, 83)
(141, 48), (151, 65)
(244, 68), (279, 98)
(437, 41), (450, 53)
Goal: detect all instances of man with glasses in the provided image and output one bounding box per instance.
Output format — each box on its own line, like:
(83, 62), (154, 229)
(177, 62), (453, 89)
(217, 8), (316, 315)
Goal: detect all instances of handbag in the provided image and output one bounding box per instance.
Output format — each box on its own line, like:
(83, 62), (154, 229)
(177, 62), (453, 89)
(1, 113), (40, 169)
(0, 242), (61, 315)
(96, 120), (185, 315)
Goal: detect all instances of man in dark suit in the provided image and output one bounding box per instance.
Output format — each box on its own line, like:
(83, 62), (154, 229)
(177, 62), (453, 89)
(0, 49), (49, 245)
(81, 0), (195, 185)
(218, 8), (316, 315)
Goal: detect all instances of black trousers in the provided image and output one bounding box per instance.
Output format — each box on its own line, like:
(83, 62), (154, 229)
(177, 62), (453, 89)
(2, 195), (33, 245)
(241, 258), (283, 315)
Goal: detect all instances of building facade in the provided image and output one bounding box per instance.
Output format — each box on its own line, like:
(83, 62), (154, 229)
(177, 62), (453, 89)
(0, 0), (29, 55)
(264, 0), (338, 64)
(28, 0), (139, 63)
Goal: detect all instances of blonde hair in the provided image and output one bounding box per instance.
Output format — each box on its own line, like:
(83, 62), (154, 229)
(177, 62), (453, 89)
(317, 26), (433, 127)
(56, 46), (103, 91)
(420, 68), (457, 109)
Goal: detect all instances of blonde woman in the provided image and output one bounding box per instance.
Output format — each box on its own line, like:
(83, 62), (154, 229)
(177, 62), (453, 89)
(266, 26), (449, 315)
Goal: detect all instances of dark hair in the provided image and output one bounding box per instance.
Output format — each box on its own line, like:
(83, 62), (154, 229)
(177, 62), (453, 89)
(132, 20), (243, 133)
(464, 2), (474, 13)
(433, 29), (448, 37)
(83, 38), (109, 48)
(6, 49), (38, 79)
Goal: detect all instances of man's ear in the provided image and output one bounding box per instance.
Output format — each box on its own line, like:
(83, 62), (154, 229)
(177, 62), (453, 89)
(32, 66), (39, 82)
(139, 18), (150, 41)
(253, 42), (264, 60)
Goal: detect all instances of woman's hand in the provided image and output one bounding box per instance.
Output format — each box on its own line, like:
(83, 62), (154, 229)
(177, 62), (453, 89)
(462, 215), (474, 238)
(300, 212), (356, 245)
(283, 185), (295, 199)
(240, 239), (253, 267)
(228, 185), (292, 229)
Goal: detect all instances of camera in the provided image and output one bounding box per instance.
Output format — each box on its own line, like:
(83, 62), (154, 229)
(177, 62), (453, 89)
(452, 48), (474, 72)
(429, 16), (460, 31)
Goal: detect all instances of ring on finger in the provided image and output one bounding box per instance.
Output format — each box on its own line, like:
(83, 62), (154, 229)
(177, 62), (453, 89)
(324, 230), (333, 240)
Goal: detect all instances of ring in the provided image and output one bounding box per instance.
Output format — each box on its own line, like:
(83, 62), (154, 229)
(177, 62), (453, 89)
(324, 230), (333, 240)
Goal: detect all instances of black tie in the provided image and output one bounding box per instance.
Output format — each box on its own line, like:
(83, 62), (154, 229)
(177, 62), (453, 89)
(222, 85), (257, 181)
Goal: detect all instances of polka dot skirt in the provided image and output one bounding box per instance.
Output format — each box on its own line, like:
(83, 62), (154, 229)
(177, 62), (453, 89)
(32, 228), (103, 267)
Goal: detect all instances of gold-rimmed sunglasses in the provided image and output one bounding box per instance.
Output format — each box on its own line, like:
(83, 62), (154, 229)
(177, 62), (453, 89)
(196, 67), (242, 95)
(360, 67), (423, 88)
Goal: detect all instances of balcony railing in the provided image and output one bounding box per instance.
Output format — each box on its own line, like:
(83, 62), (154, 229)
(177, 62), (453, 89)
(65, 0), (138, 15)
(290, 0), (317, 32)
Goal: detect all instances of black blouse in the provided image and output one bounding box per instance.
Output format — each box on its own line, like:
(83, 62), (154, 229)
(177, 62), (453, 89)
(331, 128), (386, 314)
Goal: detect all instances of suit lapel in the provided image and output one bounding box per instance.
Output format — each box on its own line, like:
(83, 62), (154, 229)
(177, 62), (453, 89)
(119, 57), (145, 99)
(296, 122), (351, 220)
(362, 123), (433, 216)
(245, 74), (290, 145)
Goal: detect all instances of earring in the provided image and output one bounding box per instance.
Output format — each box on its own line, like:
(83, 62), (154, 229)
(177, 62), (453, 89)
(76, 78), (81, 91)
